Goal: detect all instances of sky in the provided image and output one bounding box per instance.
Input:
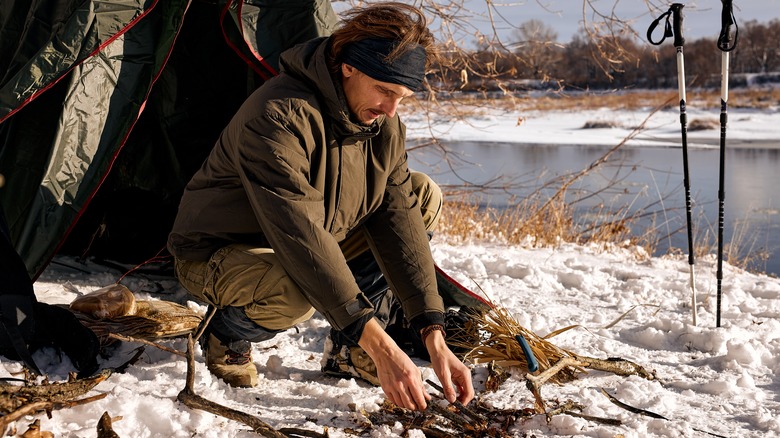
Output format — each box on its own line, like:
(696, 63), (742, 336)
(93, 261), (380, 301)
(458, 0), (780, 44)
(6, 103), (780, 437)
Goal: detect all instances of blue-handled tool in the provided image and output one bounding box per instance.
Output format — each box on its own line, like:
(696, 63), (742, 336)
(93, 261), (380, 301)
(515, 334), (539, 373)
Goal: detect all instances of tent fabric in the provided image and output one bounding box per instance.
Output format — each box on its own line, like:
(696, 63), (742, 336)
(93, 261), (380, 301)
(0, 0), (339, 278)
(221, 0), (339, 80)
(0, 0), (159, 123)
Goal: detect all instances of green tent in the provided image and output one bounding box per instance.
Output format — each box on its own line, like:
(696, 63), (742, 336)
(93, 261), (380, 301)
(0, 0), (338, 279)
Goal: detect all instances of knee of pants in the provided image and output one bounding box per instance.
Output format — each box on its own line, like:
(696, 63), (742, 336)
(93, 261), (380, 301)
(411, 171), (443, 231)
(199, 245), (316, 331)
(242, 275), (316, 331)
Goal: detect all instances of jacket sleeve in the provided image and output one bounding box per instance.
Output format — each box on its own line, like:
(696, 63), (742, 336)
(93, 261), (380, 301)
(232, 103), (373, 333)
(362, 126), (445, 331)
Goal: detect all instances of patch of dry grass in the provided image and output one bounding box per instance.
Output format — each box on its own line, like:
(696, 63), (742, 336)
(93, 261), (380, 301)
(405, 87), (780, 115)
(687, 117), (720, 131)
(436, 174), (768, 275)
(436, 194), (657, 258)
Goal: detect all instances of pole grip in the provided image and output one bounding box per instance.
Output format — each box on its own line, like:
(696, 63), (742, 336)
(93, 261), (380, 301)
(671, 4), (685, 48)
(718, 0), (738, 52)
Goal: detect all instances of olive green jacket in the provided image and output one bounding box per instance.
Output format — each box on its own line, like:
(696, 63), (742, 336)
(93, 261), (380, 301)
(168, 37), (444, 333)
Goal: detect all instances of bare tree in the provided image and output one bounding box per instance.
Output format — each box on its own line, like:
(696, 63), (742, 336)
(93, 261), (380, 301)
(737, 19), (780, 74)
(510, 19), (563, 81)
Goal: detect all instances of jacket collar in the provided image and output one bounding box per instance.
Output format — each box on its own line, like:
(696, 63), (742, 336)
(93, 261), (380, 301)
(279, 37), (383, 141)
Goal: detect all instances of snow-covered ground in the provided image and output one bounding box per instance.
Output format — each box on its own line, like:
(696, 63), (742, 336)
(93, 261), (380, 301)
(5, 105), (780, 437)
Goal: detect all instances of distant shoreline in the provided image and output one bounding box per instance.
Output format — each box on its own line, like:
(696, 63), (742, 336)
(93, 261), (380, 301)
(405, 104), (780, 150)
(631, 135), (780, 149)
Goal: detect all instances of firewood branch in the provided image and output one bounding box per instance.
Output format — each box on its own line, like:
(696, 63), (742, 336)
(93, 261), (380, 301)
(525, 354), (654, 414)
(108, 333), (186, 357)
(572, 354), (656, 380)
(176, 334), (288, 438)
(0, 393), (107, 430)
(525, 357), (588, 413)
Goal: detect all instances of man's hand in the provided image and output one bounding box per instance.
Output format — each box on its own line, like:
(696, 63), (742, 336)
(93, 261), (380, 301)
(358, 318), (431, 411)
(423, 327), (474, 406)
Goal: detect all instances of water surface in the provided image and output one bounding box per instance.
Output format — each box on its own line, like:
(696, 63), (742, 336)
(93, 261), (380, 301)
(410, 141), (780, 276)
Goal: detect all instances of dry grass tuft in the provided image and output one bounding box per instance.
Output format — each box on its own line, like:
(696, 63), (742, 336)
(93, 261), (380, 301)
(448, 306), (584, 383)
(436, 192), (656, 257)
(687, 117), (720, 131)
(581, 120), (622, 129)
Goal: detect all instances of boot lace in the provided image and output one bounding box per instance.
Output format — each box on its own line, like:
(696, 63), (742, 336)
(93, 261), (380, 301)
(225, 348), (251, 365)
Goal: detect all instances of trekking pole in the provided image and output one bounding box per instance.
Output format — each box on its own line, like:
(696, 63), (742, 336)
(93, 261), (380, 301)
(647, 3), (697, 325)
(716, 0), (738, 328)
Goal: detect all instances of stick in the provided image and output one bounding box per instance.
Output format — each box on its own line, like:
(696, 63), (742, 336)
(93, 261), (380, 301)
(600, 388), (727, 438)
(0, 393), (107, 430)
(525, 357), (588, 413)
(564, 410), (622, 426)
(276, 427), (329, 438)
(570, 354), (655, 380)
(0, 370), (111, 407)
(425, 379), (488, 424)
(176, 335), (288, 438)
(524, 354), (653, 414)
(108, 333), (186, 357)
(97, 411), (122, 438)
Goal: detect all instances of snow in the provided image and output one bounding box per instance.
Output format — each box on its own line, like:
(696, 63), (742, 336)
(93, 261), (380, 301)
(5, 105), (780, 437)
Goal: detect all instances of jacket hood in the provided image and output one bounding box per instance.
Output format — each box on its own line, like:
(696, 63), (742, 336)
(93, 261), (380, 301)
(278, 37), (381, 139)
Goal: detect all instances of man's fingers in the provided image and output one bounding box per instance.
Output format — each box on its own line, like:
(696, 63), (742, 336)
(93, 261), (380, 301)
(387, 382), (424, 411)
(409, 379), (428, 411)
(438, 367), (457, 403)
(454, 372), (475, 404)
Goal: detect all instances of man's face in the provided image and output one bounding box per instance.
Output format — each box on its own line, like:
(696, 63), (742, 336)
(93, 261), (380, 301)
(341, 63), (415, 125)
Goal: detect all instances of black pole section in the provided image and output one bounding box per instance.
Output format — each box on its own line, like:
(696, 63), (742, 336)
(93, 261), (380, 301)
(671, 3), (697, 325)
(716, 0), (737, 328)
(648, 4), (697, 325)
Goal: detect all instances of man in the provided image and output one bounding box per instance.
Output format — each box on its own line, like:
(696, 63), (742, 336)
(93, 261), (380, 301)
(167, 2), (473, 411)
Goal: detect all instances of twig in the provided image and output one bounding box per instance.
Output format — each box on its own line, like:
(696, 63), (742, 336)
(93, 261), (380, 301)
(544, 400), (583, 420)
(108, 333), (186, 357)
(416, 426), (454, 438)
(97, 411), (121, 438)
(177, 335), (288, 438)
(599, 388), (728, 437)
(425, 379), (488, 424)
(525, 357), (588, 413)
(277, 427), (328, 438)
(113, 347), (146, 374)
(564, 410), (622, 426)
(573, 355), (655, 380)
(532, 101), (668, 222)
(599, 388), (666, 419)
(0, 370), (111, 412)
(0, 393), (107, 430)
(426, 401), (471, 429)
(194, 306), (217, 344)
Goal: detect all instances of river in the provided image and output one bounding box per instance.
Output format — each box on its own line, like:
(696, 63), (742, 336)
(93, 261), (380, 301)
(409, 141), (780, 277)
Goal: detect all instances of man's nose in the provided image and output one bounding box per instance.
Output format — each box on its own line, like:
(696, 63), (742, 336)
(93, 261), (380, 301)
(381, 98), (401, 118)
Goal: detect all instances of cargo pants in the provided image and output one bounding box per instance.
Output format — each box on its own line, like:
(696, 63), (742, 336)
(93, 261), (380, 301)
(174, 172), (443, 343)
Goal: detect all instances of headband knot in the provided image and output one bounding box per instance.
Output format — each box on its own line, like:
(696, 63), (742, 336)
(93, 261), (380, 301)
(341, 38), (427, 91)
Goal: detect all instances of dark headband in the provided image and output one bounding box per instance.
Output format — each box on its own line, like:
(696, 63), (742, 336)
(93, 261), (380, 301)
(341, 38), (427, 91)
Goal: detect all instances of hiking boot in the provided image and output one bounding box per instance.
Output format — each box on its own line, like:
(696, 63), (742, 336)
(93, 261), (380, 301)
(204, 333), (258, 387)
(321, 335), (380, 386)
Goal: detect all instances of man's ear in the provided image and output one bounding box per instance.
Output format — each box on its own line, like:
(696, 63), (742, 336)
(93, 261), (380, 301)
(342, 63), (356, 78)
